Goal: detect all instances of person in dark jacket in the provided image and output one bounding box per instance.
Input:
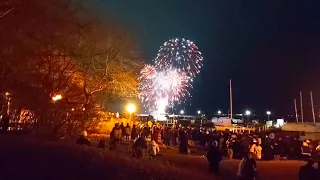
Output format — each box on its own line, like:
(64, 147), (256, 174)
(299, 158), (319, 180)
(143, 125), (151, 138)
(207, 141), (223, 174)
(263, 142), (274, 160)
(178, 128), (188, 154)
(124, 123), (131, 141)
(119, 122), (125, 137)
(1, 113), (10, 132)
(131, 124), (139, 140)
(97, 139), (107, 149)
(76, 131), (90, 146)
(132, 136), (148, 159)
(237, 152), (257, 180)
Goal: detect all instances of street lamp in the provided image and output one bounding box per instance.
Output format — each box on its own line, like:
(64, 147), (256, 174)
(180, 110), (184, 115)
(52, 94), (62, 101)
(126, 103), (136, 114)
(217, 110), (222, 115)
(266, 111), (271, 121)
(197, 110), (202, 125)
(126, 103), (136, 121)
(245, 110), (251, 121)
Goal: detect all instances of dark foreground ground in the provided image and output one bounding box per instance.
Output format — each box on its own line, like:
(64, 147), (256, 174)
(0, 135), (304, 180)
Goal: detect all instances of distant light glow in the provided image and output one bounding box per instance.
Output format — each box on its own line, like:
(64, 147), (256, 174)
(245, 110), (251, 115)
(126, 103), (136, 114)
(52, 94), (62, 101)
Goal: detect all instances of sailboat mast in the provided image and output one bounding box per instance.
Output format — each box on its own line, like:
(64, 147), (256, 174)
(294, 99), (298, 123)
(300, 91), (304, 124)
(310, 91), (316, 123)
(230, 80), (233, 120)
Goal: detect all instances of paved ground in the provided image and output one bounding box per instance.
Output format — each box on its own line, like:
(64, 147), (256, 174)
(0, 135), (305, 180)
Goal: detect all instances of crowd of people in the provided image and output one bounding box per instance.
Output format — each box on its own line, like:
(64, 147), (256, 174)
(77, 121), (320, 179)
(83, 122), (320, 161)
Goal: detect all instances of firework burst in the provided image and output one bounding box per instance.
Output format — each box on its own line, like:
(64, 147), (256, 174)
(139, 65), (191, 112)
(138, 65), (158, 110)
(154, 38), (203, 77)
(139, 37), (203, 114)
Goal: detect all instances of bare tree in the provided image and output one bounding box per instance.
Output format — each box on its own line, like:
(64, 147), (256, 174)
(0, 1), (16, 19)
(67, 23), (143, 128)
(0, 0), (143, 138)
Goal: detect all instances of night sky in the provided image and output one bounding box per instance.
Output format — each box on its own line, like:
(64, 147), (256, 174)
(92, 0), (320, 121)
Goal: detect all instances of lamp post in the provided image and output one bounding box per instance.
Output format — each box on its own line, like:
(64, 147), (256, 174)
(180, 110), (184, 115)
(126, 103), (136, 122)
(245, 110), (251, 121)
(266, 111), (271, 121)
(197, 110), (202, 125)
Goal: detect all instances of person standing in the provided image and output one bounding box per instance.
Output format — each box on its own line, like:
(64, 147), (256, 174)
(254, 143), (262, 160)
(1, 113), (10, 132)
(178, 128), (188, 154)
(237, 152), (257, 180)
(130, 124), (139, 141)
(124, 123), (131, 141)
(206, 141), (223, 175)
(227, 138), (235, 159)
(298, 158), (319, 180)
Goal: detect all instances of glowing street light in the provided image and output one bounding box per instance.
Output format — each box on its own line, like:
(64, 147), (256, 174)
(217, 110), (222, 115)
(197, 110), (201, 115)
(245, 110), (251, 115)
(126, 103), (136, 122)
(266, 111), (271, 121)
(126, 103), (136, 114)
(245, 110), (251, 121)
(180, 110), (184, 115)
(52, 94), (62, 101)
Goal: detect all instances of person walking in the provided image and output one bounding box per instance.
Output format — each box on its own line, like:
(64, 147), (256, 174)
(206, 141), (223, 175)
(148, 140), (160, 160)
